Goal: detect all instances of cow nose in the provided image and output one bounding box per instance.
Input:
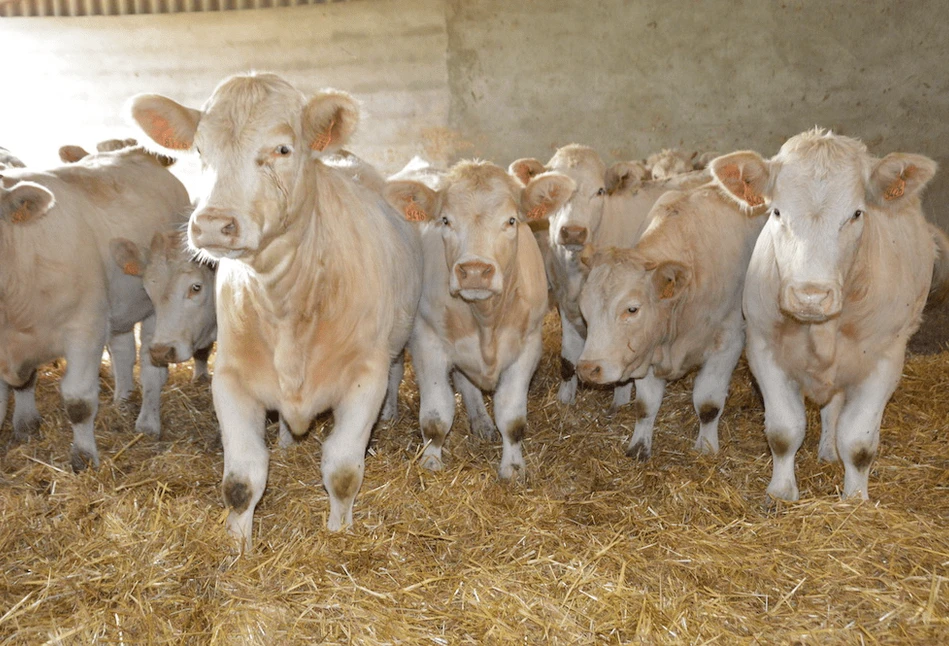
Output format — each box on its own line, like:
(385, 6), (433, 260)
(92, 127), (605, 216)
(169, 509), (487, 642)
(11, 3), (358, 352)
(455, 261), (496, 289)
(191, 208), (239, 245)
(559, 225), (588, 246)
(784, 283), (841, 320)
(149, 344), (177, 367)
(577, 360), (603, 384)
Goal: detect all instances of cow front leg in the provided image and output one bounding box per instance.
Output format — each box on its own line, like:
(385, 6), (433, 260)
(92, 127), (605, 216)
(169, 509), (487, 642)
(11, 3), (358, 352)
(412, 332), (455, 471)
(747, 335), (807, 502)
(108, 329), (137, 404)
(0, 382), (7, 431)
(215, 369), (268, 552)
(12, 371), (42, 441)
(608, 382), (633, 416)
(192, 344), (213, 383)
(557, 309), (584, 405)
(454, 370), (496, 440)
(493, 335), (542, 480)
(626, 368), (666, 461)
(690, 321), (744, 455)
(835, 358), (903, 500)
(61, 343), (105, 471)
(136, 314), (168, 437)
(379, 352), (405, 423)
(324, 364), (388, 531)
(818, 391), (844, 463)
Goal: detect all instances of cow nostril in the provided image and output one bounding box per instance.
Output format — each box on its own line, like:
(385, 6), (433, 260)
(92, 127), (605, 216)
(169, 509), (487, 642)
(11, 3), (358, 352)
(221, 220), (236, 236)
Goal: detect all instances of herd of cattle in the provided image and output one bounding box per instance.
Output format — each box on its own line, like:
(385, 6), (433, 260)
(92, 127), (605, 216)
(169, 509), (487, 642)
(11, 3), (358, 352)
(1, 72), (947, 550)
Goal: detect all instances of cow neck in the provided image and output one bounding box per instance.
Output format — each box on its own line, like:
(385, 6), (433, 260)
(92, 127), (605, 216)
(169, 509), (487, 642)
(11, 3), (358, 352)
(467, 253), (521, 368)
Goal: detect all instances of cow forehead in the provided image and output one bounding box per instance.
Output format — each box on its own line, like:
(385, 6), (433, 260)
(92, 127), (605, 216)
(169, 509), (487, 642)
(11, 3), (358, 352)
(442, 165), (520, 221)
(198, 76), (304, 152)
(548, 148), (605, 190)
(772, 131), (870, 210)
(586, 260), (650, 306)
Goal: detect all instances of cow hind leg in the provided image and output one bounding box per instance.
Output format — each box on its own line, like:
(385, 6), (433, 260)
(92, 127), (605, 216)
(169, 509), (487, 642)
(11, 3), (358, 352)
(557, 310), (584, 405)
(12, 371), (42, 441)
(136, 315), (168, 437)
(324, 369), (388, 531)
(493, 336), (542, 480)
(690, 323), (744, 455)
(108, 329), (137, 404)
(626, 368), (666, 461)
(454, 370), (496, 440)
(379, 352), (405, 423)
(818, 391), (844, 463)
(215, 371), (268, 552)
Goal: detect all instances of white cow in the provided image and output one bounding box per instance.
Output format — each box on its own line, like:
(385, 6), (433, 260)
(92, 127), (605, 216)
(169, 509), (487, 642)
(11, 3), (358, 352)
(710, 128), (948, 500)
(0, 147), (190, 469)
(386, 161), (572, 478)
(510, 145), (709, 412)
(577, 183), (766, 458)
(129, 72), (423, 550)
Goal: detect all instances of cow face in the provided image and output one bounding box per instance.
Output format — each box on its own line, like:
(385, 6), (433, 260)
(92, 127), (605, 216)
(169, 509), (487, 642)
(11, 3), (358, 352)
(111, 232), (216, 366)
(129, 73), (358, 261)
(712, 130), (936, 323)
(510, 145), (607, 253)
(0, 180), (55, 225)
(387, 162), (573, 301)
(577, 249), (690, 383)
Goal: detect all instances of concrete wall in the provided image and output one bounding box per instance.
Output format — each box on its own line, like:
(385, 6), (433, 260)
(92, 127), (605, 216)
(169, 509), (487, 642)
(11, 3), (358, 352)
(1, 0), (947, 227)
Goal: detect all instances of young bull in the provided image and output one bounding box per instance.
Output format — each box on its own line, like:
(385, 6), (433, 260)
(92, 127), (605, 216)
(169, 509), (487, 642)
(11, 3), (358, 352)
(577, 183), (766, 459)
(0, 148), (190, 469)
(129, 72), (423, 550)
(110, 230), (216, 381)
(510, 145), (709, 412)
(710, 129), (946, 501)
(386, 162), (572, 478)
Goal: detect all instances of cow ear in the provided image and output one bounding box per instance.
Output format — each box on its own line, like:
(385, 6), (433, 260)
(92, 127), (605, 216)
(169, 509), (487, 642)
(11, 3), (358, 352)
(384, 180), (440, 222)
(59, 145), (89, 163)
(304, 90), (359, 154)
(97, 138), (137, 153)
(508, 158), (547, 186)
(648, 260), (691, 301)
(127, 93), (201, 152)
(148, 230), (172, 259)
(868, 153), (937, 207)
(110, 238), (148, 276)
(522, 171), (575, 221)
(579, 244), (604, 271)
(710, 151), (772, 208)
(606, 161), (649, 195)
(0, 181), (55, 224)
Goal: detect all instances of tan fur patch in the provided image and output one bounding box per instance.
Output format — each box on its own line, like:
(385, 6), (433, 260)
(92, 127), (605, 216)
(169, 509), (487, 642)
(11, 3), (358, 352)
(312, 116), (336, 152)
(11, 204), (30, 223)
(883, 175), (905, 201)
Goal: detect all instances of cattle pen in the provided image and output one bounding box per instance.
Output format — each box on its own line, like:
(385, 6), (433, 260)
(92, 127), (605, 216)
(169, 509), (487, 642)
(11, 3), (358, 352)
(1, 312), (947, 644)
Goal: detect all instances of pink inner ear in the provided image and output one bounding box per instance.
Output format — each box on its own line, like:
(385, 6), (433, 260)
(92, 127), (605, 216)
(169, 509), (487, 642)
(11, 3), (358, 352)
(149, 114), (188, 151)
(11, 204), (30, 223)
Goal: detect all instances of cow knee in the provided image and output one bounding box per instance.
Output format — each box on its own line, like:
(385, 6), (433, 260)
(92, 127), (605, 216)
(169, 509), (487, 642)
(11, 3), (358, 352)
(503, 417), (526, 445)
(766, 428), (796, 459)
(698, 402), (720, 425)
(421, 418), (449, 449)
(223, 474), (253, 514)
(64, 398), (93, 425)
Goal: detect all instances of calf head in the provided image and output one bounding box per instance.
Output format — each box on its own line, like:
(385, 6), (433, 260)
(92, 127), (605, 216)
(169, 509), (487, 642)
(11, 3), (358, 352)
(0, 180), (55, 225)
(711, 129), (936, 323)
(128, 73), (358, 261)
(111, 231), (216, 366)
(386, 161), (573, 301)
(577, 248), (690, 383)
(510, 145), (609, 253)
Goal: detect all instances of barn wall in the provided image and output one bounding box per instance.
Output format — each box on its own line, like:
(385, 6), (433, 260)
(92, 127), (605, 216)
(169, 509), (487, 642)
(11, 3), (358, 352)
(0, 0), (946, 228)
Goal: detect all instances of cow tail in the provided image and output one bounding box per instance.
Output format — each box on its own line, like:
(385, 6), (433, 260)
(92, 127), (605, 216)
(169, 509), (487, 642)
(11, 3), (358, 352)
(928, 222), (949, 308)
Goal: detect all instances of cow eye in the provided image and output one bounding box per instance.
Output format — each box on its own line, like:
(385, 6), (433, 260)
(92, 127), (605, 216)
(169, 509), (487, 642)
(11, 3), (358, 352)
(772, 209), (781, 219)
(440, 216), (450, 226)
(626, 306), (639, 315)
(508, 217), (517, 226)
(190, 283), (202, 294)
(851, 209), (863, 221)
(275, 145), (292, 156)
(596, 187), (606, 197)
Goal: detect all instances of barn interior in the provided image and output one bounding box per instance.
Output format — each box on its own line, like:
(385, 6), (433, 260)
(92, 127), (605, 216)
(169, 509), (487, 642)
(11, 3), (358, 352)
(1, 1), (948, 643)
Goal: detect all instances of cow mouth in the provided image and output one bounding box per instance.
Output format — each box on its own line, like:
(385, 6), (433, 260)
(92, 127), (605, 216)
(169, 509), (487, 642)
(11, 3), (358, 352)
(197, 245), (251, 260)
(559, 243), (584, 253)
(456, 288), (497, 302)
(780, 308), (836, 324)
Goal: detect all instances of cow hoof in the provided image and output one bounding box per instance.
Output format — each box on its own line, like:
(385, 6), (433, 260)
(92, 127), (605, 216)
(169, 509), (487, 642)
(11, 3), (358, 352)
(693, 437), (719, 455)
(766, 482), (800, 503)
(420, 454), (444, 472)
(818, 446), (839, 463)
(605, 404), (621, 418)
(70, 446), (100, 472)
(135, 418), (161, 438)
(192, 373), (211, 385)
(498, 461), (525, 481)
(13, 414), (42, 441)
(470, 419), (498, 441)
(625, 441), (651, 461)
(557, 381), (577, 406)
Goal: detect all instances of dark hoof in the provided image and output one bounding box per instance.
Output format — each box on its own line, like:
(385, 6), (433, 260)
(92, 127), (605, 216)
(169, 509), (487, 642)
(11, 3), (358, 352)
(471, 422), (499, 441)
(625, 441), (650, 462)
(192, 373), (211, 385)
(13, 415), (42, 441)
(70, 447), (99, 472)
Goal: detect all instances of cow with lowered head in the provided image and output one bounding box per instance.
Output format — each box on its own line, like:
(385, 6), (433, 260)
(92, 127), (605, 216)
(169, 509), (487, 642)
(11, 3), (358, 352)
(129, 72), (423, 550)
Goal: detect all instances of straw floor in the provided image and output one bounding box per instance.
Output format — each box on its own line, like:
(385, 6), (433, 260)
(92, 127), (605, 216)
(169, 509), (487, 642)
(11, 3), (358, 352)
(1, 312), (948, 645)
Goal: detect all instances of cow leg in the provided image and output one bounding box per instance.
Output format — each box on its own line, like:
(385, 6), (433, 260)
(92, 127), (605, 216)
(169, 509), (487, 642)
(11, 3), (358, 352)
(835, 360), (902, 500)
(192, 344), (213, 383)
(12, 371), (42, 441)
(454, 370), (496, 440)
(0, 381), (7, 430)
(412, 332), (455, 471)
(747, 337), (806, 502)
(690, 322), (744, 455)
(216, 370), (268, 551)
(626, 368), (666, 461)
(494, 335), (542, 480)
(108, 329), (137, 404)
(557, 308), (584, 405)
(323, 365), (388, 531)
(276, 417), (295, 449)
(135, 314), (168, 437)
(608, 382), (633, 416)
(379, 352), (404, 423)
(818, 391), (844, 463)
(61, 342), (105, 471)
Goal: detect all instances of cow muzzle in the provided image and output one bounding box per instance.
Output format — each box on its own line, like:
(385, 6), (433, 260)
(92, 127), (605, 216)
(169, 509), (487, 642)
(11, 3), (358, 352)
(781, 282), (842, 322)
(453, 260), (500, 299)
(558, 225), (588, 250)
(189, 208), (244, 257)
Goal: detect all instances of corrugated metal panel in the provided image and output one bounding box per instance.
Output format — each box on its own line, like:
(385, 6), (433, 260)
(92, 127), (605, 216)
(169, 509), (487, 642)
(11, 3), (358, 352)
(0, 0), (346, 17)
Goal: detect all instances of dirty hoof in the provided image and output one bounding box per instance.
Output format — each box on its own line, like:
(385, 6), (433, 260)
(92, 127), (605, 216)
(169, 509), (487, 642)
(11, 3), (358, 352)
(420, 454), (444, 472)
(625, 441), (651, 461)
(13, 414), (42, 442)
(70, 446), (99, 472)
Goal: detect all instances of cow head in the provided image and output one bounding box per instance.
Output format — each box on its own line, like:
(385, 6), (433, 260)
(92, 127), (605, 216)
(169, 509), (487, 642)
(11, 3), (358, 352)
(510, 145), (608, 253)
(386, 161), (573, 301)
(0, 180), (55, 224)
(577, 248), (690, 383)
(110, 231), (216, 366)
(711, 129), (937, 323)
(128, 73), (358, 262)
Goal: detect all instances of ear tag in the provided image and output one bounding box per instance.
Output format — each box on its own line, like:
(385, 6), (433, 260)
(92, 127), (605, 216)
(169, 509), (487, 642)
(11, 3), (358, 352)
(526, 204), (547, 220)
(123, 261), (142, 276)
(660, 278), (677, 300)
(884, 175), (906, 201)
(405, 198), (427, 222)
(312, 116), (336, 152)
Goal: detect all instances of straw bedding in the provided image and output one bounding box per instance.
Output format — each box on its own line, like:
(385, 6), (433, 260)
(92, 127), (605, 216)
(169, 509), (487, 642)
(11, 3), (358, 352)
(1, 312), (947, 644)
